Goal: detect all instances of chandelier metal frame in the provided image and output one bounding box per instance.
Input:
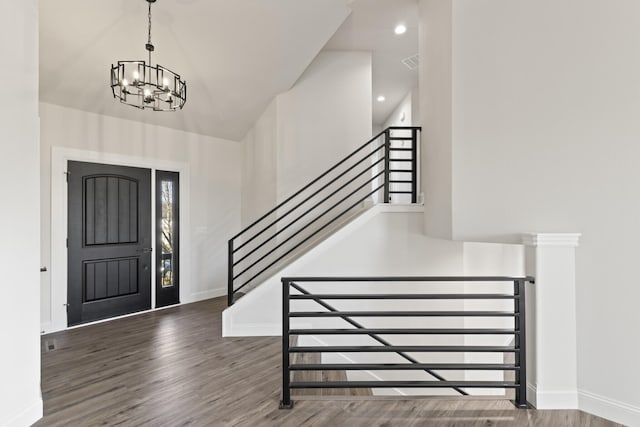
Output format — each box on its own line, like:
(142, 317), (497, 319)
(110, 0), (186, 111)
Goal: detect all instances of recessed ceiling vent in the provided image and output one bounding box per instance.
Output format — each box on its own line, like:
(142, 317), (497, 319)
(402, 54), (419, 70)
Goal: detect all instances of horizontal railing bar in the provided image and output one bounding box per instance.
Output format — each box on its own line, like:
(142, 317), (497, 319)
(234, 185), (385, 293)
(388, 159), (413, 162)
(289, 328), (518, 335)
(389, 169), (412, 173)
(289, 282), (468, 397)
(290, 311), (517, 317)
(233, 172), (384, 281)
(233, 146), (386, 254)
(389, 180), (414, 184)
(388, 137), (414, 141)
(289, 345), (518, 353)
(289, 363), (519, 371)
(229, 130), (388, 241)
(290, 381), (517, 389)
(388, 148), (414, 151)
(285, 276), (534, 282)
(290, 293), (517, 300)
(389, 191), (414, 194)
(233, 157), (386, 264)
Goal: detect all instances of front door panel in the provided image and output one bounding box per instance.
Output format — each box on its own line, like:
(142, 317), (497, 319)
(67, 161), (152, 326)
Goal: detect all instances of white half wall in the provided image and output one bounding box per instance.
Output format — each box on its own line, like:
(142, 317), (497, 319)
(417, 0), (640, 424)
(0, 0), (43, 425)
(39, 103), (242, 333)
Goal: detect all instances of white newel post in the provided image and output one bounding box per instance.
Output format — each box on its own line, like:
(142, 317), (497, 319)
(522, 233), (581, 409)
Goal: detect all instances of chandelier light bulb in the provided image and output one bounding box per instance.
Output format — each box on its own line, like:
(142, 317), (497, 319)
(121, 78), (129, 87)
(133, 70), (140, 82)
(162, 77), (170, 89)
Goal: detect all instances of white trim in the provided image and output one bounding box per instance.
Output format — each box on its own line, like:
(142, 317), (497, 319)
(190, 287), (227, 301)
(527, 382), (537, 408)
(379, 203), (424, 213)
(222, 322), (280, 337)
(40, 322), (52, 335)
(579, 389), (640, 426)
(3, 398), (43, 427)
(535, 389), (579, 409)
(521, 233), (581, 247)
(48, 146), (191, 334)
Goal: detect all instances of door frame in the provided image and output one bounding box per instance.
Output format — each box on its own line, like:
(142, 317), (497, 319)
(50, 147), (190, 333)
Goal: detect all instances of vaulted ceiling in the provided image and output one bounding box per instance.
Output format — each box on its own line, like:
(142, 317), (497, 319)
(39, 0), (418, 141)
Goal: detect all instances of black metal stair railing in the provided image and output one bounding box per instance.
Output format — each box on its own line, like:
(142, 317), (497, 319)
(227, 127), (421, 306)
(279, 276), (534, 409)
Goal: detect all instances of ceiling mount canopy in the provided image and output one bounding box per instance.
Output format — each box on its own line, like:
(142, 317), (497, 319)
(110, 0), (186, 111)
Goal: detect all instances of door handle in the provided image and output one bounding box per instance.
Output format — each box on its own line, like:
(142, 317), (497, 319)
(137, 248), (153, 253)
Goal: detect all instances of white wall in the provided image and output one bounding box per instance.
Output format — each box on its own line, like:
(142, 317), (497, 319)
(39, 103), (242, 332)
(419, 0), (453, 239)
(277, 51), (373, 200)
(240, 51), (373, 225)
(419, 0), (640, 423)
(224, 206), (465, 336)
(382, 90), (415, 129)
(0, 0), (43, 425)
(241, 100), (278, 226)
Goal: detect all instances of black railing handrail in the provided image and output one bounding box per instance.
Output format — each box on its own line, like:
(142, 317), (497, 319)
(230, 128), (388, 241)
(230, 126), (421, 241)
(280, 276), (531, 410)
(282, 276), (535, 283)
(233, 150), (386, 257)
(229, 127), (421, 305)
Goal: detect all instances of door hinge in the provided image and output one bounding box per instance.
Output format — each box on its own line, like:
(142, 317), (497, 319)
(64, 171), (70, 183)
(66, 238), (68, 248)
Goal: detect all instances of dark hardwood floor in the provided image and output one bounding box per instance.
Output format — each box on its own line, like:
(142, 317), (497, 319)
(36, 297), (621, 426)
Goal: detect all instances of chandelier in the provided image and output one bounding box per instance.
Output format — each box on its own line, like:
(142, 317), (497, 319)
(110, 0), (186, 111)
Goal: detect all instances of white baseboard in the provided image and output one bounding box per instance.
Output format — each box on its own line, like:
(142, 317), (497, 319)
(42, 288), (227, 335)
(579, 389), (640, 427)
(221, 321), (279, 337)
(536, 390), (579, 409)
(3, 397), (43, 427)
(525, 382), (579, 409)
(40, 321), (53, 335)
(189, 287), (226, 302)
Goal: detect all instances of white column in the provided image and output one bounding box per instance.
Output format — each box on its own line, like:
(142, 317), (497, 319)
(522, 233), (581, 409)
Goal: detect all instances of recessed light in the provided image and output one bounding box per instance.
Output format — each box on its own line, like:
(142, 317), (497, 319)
(377, 95), (386, 102)
(394, 24), (407, 35)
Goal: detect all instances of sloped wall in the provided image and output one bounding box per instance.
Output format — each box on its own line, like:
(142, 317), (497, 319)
(241, 51), (373, 227)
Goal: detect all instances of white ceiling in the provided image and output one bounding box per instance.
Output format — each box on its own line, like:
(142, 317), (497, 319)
(324, 0), (419, 126)
(39, 0), (418, 140)
(39, 0), (351, 141)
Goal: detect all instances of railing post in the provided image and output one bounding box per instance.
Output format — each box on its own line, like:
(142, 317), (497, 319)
(514, 279), (528, 408)
(279, 278), (293, 409)
(383, 129), (390, 203)
(411, 128), (418, 204)
(227, 239), (234, 306)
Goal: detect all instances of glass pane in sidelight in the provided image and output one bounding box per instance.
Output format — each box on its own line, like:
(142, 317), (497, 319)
(160, 180), (175, 288)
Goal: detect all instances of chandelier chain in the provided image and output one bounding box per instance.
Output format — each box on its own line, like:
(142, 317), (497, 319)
(147, 1), (152, 45)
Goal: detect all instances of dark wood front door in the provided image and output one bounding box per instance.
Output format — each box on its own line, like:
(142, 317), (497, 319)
(67, 161), (152, 326)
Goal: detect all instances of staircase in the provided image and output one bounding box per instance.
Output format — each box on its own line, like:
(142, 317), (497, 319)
(227, 127), (421, 305)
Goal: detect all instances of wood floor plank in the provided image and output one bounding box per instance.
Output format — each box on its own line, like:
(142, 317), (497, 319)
(35, 297), (622, 426)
